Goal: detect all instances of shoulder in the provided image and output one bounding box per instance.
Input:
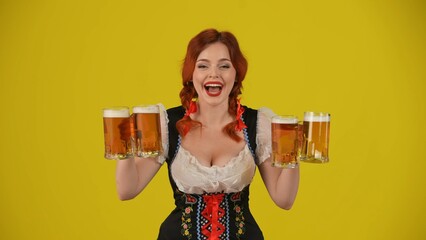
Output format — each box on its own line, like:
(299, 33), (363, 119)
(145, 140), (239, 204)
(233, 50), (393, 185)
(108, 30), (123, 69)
(242, 105), (257, 113)
(167, 106), (185, 122)
(254, 107), (275, 165)
(242, 105), (258, 128)
(256, 107), (276, 129)
(242, 105), (258, 119)
(257, 107), (276, 118)
(242, 106), (276, 120)
(167, 106), (185, 114)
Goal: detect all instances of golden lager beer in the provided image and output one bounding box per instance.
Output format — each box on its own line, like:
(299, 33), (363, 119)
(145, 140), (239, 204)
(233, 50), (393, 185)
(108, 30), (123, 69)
(271, 115), (299, 168)
(299, 112), (330, 163)
(103, 107), (133, 160)
(132, 105), (162, 158)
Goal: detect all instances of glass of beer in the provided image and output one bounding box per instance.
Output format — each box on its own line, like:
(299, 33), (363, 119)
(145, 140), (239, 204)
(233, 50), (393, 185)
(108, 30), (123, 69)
(271, 115), (299, 168)
(103, 107), (133, 160)
(299, 112), (330, 163)
(132, 105), (162, 158)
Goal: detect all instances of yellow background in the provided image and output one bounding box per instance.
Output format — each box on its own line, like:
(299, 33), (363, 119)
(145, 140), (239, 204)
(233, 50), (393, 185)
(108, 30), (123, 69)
(1, 0), (425, 239)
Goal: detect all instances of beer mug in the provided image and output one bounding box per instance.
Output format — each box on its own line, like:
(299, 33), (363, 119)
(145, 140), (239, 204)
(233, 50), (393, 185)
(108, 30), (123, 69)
(299, 112), (330, 163)
(271, 115), (299, 168)
(103, 107), (133, 160)
(132, 105), (163, 158)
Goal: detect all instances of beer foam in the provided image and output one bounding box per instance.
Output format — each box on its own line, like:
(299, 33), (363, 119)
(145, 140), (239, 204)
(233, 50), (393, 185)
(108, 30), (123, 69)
(271, 116), (298, 124)
(133, 105), (159, 113)
(103, 108), (130, 118)
(304, 112), (330, 122)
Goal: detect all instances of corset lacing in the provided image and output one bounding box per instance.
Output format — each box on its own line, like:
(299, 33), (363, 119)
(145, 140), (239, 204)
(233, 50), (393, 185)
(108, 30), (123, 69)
(202, 193), (225, 239)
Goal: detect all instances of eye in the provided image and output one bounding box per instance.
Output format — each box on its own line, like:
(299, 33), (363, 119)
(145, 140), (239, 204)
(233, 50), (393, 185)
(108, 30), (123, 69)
(219, 64), (231, 69)
(196, 64), (208, 69)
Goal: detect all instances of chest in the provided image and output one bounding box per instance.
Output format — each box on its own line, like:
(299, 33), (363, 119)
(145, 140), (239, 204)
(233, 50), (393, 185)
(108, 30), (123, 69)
(181, 128), (246, 167)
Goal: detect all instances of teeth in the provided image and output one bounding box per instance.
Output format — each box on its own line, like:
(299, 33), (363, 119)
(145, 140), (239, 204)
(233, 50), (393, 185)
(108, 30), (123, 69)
(205, 84), (222, 87)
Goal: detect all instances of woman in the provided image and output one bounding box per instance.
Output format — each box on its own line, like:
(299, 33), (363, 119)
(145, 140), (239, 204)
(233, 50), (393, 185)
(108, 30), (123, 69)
(116, 28), (300, 240)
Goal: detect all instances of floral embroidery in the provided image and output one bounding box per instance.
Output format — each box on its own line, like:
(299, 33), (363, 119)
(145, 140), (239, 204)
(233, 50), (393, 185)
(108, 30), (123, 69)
(178, 191), (248, 239)
(234, 204), (245, 238)
(180, 193), (197, 239)
(231, 192), (245, 238)
(181, 206), (193, 239)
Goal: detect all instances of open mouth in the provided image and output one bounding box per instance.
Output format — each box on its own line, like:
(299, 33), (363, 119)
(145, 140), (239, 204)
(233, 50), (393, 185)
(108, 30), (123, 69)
(204, 82), (223, 96)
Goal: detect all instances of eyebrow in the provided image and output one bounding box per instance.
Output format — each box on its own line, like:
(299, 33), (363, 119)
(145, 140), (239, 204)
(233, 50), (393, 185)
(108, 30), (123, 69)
(196, 58), (231, 62)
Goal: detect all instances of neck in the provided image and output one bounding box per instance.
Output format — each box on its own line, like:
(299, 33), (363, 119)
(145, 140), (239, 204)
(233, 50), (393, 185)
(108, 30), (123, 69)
(193, 101), (233, 128)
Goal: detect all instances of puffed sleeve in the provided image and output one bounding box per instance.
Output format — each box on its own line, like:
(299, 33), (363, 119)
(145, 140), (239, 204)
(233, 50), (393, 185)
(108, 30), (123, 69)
(255, 107), (276, 165)
(156, 103), (169, 164)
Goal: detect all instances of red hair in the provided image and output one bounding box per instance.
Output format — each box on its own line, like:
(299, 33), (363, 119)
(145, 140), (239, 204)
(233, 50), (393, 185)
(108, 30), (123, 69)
(176, 28), (248, 141)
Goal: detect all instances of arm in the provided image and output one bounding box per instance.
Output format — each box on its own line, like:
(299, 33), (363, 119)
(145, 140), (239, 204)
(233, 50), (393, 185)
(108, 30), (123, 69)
(115, 156), (162, 201)
(258, 159), (300, 210)
(116, 103), (168, 201)
(255, 107), (300, 209)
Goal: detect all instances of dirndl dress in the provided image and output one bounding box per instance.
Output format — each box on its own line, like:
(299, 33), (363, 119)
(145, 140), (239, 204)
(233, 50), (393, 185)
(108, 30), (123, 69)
(156, 105), (274, 240)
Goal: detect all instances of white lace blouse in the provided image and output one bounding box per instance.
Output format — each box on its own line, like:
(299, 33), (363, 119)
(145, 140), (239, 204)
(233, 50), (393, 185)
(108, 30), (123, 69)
(156, 104), (275, 194)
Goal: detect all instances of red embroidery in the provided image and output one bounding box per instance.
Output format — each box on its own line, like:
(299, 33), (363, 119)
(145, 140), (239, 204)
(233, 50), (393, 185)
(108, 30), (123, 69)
(201, 193), (225, 239)
(230, 192), (241, 202)
(185, 194), (197, 204)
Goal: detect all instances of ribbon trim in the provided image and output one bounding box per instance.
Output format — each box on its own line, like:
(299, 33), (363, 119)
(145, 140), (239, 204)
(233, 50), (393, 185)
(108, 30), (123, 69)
(182, 100), (198, 136)
(184, 99), (197, 117)
(235, 99), (247, 131)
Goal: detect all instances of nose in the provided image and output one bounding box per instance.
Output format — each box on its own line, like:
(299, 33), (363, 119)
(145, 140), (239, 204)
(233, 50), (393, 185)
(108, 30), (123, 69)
(208, 69), (220, 79)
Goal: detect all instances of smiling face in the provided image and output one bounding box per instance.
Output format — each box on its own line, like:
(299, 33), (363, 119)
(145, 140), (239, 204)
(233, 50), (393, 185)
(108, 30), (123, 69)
(192, 42), (237, 107)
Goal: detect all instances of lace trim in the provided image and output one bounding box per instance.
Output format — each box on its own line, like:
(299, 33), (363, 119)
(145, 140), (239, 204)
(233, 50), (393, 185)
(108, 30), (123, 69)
(255, 107), (275, 165)
(157, 103), (169, 164)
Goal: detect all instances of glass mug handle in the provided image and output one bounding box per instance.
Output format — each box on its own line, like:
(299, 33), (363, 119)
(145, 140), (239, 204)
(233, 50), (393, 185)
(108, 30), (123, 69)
(130, 113), (136, 155)
(297, 121), (304, 160)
